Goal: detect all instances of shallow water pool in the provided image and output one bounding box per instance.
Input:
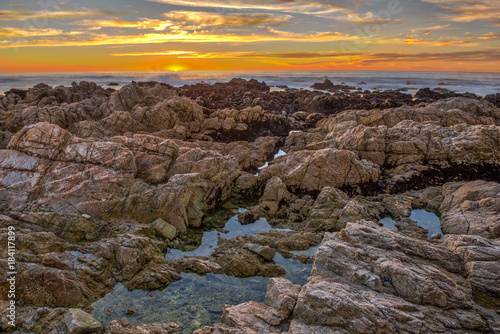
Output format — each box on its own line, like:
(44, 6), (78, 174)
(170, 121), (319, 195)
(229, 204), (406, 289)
(379, 209), (442, 239)
(91, 273), (268, 333)
(255, 149), (287, 175)
(92, 205), (318, 333)
(410, 209), (442, 238)
(92, 248), (315, 333)
(166, 210), (280, 260)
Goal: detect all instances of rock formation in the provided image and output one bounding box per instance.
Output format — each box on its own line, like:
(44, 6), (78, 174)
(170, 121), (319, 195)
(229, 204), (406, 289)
(0, 80), (498, 333)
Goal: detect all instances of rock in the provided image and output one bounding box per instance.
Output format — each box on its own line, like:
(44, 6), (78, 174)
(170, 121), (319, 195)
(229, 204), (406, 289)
(433, 87), (452, 93)
(125, 307), (135, 315)
(416, 87), (443, 100)
(123, 260), (181, 291)
(310, 79), (335, 90)
(64, 309), (101, 334)
(1, 80), (499, 334)
(484, 93), (500, 108)
(261, 148), (380, 193)
(264, 278), (300, 317)
(5, 88), (29, 99)
(439, 180), (500, 239)
(221, 301), (283, 333)
(152, 218), (178, 240)
(214, 238), (286, 278)
(285, 320), (347, 334)
(104, 319), (178, 334)
(247, 243), (276, 261)
(430, 232), (442, 240)
(442, 234), (500, 301)
(288, 221), (497, 333)
(261, 177), (292, 203)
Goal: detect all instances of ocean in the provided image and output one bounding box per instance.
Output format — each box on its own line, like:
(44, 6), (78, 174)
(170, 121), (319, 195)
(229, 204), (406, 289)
(1, 70), (499, 96)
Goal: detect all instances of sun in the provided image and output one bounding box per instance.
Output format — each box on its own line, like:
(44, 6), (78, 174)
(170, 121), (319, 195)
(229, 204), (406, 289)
(164, 65), (186, 72)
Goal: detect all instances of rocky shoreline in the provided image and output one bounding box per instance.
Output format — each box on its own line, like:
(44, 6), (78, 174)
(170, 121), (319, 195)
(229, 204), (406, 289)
(0, 79), (499, 333)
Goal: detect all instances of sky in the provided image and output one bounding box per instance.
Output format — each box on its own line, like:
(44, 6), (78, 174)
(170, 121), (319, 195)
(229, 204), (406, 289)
(0, 0), (499, 73)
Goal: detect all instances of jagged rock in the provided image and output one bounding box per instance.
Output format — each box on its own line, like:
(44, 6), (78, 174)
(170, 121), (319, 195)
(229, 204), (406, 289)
(234, 230), (322, 255)
(194, 324), (259, 334)
(104, 318), (178, 334)
(221, 301), (283, 333)
(485, 93), (500, 108)
(328, 121), (500, 168)
(152, 218), (178, 240)
(261, 148), (380, 193)
(246, 243), (276, 261)
(310, 79), (335, 90)
(443, 234), (500, 302)
(214, 243), (286, 277)
(203, 105), (291, 141)
(439, 180), (500, 239)
(1, 122), (240, 228)
(1, 81), (499, 334)
(64, 309), (101, 334)
(264, 278), (300, 317)
(289, 221), (497, 333)
(430, 232), (442, 240)
(124, 262), (182, 291)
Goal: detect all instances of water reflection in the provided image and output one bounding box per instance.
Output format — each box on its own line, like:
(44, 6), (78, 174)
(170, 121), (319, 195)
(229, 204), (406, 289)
(166, 211), (276, 260)
(409, 209), (442, 238)
(379, 209), (442, 239)
(91, 273), (268, 334)
(256, 149), (287, 175)
(93, 246), (316, 334)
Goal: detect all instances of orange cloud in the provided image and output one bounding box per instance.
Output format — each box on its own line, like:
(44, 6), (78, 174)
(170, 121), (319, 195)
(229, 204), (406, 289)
(421, 0), (500, 25)
(76, 12), (293, 31)
(0, 9), (125, 21)
(478, 32), (500, 40)
(146, 0), (402, 24)
(0, 29), (359, 48)
(162, 11), (293, 27)
(0, 27), (62, 38)
(77, 17), (174, 31)
(111, 50), (198, 56)
(411, 24), (450, 33)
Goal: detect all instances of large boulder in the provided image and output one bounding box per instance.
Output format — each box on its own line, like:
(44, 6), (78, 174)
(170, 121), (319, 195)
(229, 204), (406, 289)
(261, 148), (380, 193)
(290, 221), (498, 333)
(439, 180), (500, 239)
(64, 309), (101, 334)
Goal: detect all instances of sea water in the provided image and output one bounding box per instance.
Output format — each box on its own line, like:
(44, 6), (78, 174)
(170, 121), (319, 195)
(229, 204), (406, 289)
(1, 70), (499, 96)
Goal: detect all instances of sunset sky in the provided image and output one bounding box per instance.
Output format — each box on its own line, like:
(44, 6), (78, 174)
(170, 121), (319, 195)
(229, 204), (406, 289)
(0, 0), (499, 72)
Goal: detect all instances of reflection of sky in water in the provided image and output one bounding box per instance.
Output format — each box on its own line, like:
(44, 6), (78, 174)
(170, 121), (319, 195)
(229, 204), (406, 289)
(93, 247), (316, 333)
(94, 200), (317, 333)
(70, 251), (92, 258)
(166, 212), (278, 259)
(274, 149), (286, 158)
(291, 245), (319, 257)
(379, 210), (442, 239)
(91, 273), (269, 333)
(410, 209), (442, 238)
(256, 149), (287, 175)
(379, 217), (397, 231)
(257, 162), (269, 171)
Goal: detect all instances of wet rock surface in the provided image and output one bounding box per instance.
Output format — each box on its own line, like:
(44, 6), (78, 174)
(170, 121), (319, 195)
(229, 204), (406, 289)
(1, 79), (499, 333)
